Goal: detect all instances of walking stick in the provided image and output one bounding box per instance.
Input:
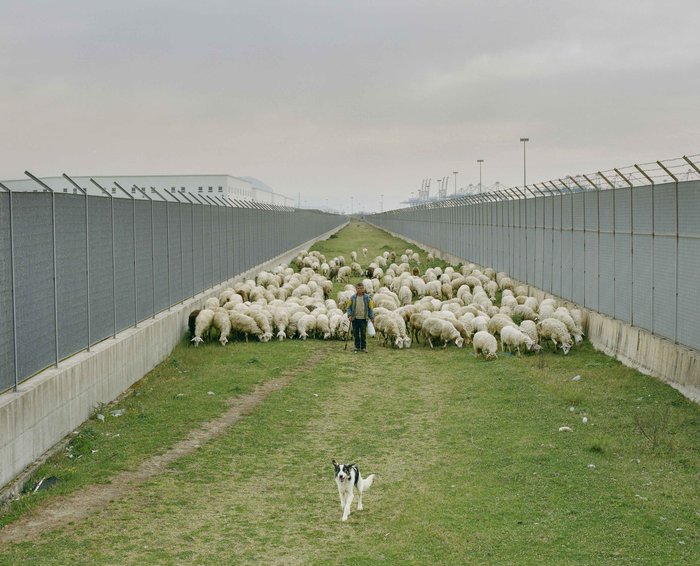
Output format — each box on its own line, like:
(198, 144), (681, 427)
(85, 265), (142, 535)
(344, 320), (353, 351)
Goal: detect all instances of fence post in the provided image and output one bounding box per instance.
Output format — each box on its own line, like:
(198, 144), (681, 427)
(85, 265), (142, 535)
(181, 192), (197, 299)
(171, 191), (186, 305)
(192, 194), (208, 293)
(0, 182), (19, 390)
(657, 161), (680, 343)
(90, 179), (118, 338)
(152, 188), (171, 311)
(24, 171), (60, 368)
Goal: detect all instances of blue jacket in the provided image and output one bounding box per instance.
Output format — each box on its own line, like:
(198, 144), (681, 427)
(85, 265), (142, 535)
(347, 293), (374, 320)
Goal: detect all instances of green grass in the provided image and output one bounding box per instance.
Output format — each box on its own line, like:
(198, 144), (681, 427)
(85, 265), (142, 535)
(1, 221), (698, 565)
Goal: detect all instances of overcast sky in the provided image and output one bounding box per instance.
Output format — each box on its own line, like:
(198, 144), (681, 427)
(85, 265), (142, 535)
(1, 0), (698, 212)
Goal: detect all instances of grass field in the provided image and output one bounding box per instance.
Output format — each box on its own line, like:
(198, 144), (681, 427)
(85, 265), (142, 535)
(0, 220), (698, 565)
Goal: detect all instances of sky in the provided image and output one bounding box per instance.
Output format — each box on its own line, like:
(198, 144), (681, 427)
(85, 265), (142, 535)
(1, 0), (699, 212)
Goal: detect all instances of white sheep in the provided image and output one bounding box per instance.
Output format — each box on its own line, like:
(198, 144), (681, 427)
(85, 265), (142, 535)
(362, 247), (368, 258)
(537, 318), (572, 354)
(297, 314), (316, 340)
(212, 309), (232, 346)
(519, 320), (539, 346)
(191, 309), (215, 346)
(204, 297), (220, 311)
(513, 304), (539, 321)
(421, 318), (464, 349)
(472, 330), (498, 360)
(500, 325), (537, 355)
(315, 313), (332, 339)
(228, 311), (262, 342)
(336, 265), (352, 282)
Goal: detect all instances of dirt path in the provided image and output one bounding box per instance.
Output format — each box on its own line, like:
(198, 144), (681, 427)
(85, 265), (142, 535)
(0, 350), (324, 543)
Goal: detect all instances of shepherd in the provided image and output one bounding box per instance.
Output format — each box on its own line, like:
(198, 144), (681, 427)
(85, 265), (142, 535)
(347, 282), (374, 353)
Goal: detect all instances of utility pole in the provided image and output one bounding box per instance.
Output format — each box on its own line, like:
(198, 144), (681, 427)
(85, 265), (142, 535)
(477, 159), (484, 193)
(520, 138), (529, 186)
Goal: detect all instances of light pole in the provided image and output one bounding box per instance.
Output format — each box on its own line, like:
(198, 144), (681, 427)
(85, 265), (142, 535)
(380, 194), (384, 212)
(520, 138), (529, 187)
(477, 159), (484, 193)
(453, 171), (458, 196)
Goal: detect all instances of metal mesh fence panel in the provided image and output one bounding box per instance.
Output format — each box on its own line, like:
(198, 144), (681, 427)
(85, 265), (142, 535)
(55, 194), (89, 360)
(88, 196), (116, 344)
(677, 181), (700, 350)
(135, 201), (154, 321)
(152, 201), (169, 314)
(113, 199), (136, 331)
(2, 194), (344, 391)
(13, 194), (57, 379)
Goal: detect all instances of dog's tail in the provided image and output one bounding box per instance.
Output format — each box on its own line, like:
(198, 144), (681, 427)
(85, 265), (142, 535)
(360, 473), (375, 491)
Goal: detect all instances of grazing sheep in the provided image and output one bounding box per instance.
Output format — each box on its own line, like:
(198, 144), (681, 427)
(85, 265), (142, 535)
(552, 307), (583, 343)
(297, 314), (317, 340)
(362, 247), (368, 258)
(500, 325), (537, 355)
(487, 313), (516, 336)
(228, 311), (262, 342)
(204, 297), (220, 311)
(212, 309), (232, 346)
(191, 309), (215, 346)
(421, 318), (464, 349)
(537, 318), (572, 355)
(248, 307), (274, 342)
(315, 313), (332, 339)
(519, 320), (539, 345)
(426, 252), (434, 263)
(513, 304), (539, 321)
(336, 265), (352, 282)
(472, 330), (498, 360)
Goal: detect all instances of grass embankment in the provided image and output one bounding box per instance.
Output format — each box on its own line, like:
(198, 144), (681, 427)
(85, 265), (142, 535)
(0, 220), (698, 565)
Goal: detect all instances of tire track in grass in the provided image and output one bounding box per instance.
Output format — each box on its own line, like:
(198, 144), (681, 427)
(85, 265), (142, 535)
(0, 350), (326, 544)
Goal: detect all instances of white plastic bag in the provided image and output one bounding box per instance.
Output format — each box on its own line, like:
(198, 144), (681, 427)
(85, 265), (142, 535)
(367, 320), (376, 337)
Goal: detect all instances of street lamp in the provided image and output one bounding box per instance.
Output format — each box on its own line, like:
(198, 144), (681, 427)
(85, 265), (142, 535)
(477, 159), (484, 193)
(519, 138), (529, 187)
(453, 171), (458, 196)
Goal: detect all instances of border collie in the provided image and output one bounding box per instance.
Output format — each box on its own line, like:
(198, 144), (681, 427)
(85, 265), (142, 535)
(332, 459), (375, 521)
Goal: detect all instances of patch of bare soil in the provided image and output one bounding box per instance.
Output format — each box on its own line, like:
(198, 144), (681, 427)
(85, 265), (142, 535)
(0, 350), (324, 543)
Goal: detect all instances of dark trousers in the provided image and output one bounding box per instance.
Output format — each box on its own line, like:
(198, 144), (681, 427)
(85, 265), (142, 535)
(352, 318), (367, 350)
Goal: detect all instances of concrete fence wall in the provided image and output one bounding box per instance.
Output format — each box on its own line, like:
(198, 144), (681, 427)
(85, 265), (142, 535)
(0, 191), (345, 393)
(368, 181), (700, 399)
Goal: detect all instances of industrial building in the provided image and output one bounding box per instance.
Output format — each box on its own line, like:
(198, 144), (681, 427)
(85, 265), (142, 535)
(1, 174), (294, 206)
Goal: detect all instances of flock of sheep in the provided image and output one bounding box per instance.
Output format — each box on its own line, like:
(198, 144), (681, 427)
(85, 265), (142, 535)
(187, 246), (584, 360)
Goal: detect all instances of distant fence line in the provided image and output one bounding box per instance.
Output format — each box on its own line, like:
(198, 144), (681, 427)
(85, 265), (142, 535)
(369, 179), (700, 354)
(0, 180), (345, 393)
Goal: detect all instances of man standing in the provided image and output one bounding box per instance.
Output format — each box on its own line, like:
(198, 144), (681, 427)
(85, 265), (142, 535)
(347, 282), (374, 353)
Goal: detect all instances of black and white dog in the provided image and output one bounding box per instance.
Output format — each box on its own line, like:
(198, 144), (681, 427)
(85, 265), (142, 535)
(332, 459), (375, 522)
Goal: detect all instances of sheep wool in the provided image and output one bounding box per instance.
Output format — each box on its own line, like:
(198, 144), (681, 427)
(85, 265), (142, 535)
(472, 330), (498, 360)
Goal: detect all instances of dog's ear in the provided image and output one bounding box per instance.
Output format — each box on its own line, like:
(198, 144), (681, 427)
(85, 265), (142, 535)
(332, 459), (338, 468)
(348, 463), (355, 470)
